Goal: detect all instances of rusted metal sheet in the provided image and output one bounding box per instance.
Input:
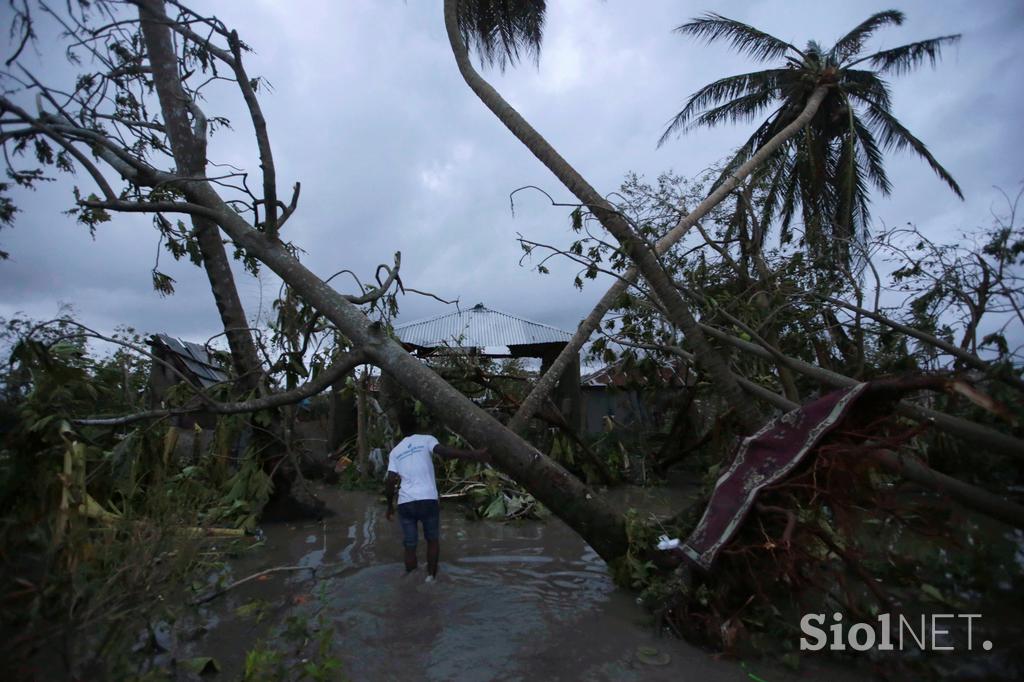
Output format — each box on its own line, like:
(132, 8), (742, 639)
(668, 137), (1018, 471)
(394, 303), (571, 349)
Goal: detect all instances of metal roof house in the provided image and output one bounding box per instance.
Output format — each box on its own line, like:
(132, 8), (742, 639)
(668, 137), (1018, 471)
(394, 303), (572, 357)
(393, 303), (583, 431)
(147, 333), (230, 427)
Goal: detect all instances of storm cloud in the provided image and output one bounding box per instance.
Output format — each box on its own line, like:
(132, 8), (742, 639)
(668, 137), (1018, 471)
(1, 0), (1021, 346)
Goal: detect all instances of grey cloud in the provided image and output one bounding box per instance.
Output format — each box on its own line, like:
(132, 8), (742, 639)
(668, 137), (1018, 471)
(1, 0), (1020, 348)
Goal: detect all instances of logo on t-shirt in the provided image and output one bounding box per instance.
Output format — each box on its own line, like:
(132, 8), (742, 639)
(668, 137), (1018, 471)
(394, 443), (427, 463)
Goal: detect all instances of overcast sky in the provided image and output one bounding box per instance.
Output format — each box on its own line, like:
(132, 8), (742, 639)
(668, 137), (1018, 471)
(1, 0), (1022, 352)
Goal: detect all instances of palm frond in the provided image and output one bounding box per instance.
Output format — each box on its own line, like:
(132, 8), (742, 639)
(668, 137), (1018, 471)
(793, 126), (833, 246)
(841, 69), (892, 110)
(756, 145), (798, 231)
(863, 100), (963, 198)
(681, 70), (790, 117)
(851, 115), (891, 195)
(833, 126), (870, 243)
(830, 10), (904, 64)
(657, 69), (789, 146)
(686, 89), (779, 133)
(857, 34), (960, 76)
(456, 0), (546, 70)
(804, 40), (825, 61)
(834, 145), (873, 269)
(777, 150), (802, 243)
(675, 13), (799, 62)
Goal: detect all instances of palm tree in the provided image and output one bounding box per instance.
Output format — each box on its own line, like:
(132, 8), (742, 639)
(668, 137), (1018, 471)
(452, 0), (546, 70)
(660, 11), (962, 265)
(446, 0), (770, 435)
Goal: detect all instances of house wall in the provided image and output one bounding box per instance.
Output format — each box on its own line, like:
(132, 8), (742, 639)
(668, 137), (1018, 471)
(582, 387), (651, 435)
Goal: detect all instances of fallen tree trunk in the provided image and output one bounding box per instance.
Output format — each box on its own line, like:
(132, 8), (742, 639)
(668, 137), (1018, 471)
(134, 0), (630, 560)
(209, 211), (629, 558)
(871, 449), (1024, 529)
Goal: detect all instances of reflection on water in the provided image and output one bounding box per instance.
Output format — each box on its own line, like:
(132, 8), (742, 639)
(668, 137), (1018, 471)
(176, 485), (864, 681)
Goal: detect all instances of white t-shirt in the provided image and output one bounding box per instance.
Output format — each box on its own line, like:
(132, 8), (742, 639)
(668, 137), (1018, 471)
(386, 434), (440, 505)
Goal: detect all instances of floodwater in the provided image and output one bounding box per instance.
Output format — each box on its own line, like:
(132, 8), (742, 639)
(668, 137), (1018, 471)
(161, 484), (867, 681)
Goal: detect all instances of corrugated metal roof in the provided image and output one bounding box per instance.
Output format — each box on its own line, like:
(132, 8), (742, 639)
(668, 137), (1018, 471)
(151, 333), (230, 387)
(394, 303), (572, 349)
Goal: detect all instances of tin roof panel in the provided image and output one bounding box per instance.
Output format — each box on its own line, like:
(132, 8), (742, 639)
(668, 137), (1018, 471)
(394, 304), (572, 349)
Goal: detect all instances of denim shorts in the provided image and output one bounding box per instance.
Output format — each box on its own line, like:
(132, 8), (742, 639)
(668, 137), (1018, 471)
(397, 499), (440, 548)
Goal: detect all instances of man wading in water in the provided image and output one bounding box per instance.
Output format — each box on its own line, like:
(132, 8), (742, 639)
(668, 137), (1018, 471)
(385, 411), (489, 582)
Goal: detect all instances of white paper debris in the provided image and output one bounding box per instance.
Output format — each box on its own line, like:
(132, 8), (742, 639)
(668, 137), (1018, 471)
(656, 535), (680, 550)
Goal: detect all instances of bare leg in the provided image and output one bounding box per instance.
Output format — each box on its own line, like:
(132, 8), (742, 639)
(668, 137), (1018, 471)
(426, 539), (439, 578)
(404, 546), (417, 573)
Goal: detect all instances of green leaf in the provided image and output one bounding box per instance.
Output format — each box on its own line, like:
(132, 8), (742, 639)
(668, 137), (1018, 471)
(571, 207), (583, 232)
(781, 651), (800, 670)
(236, 599), (269, 621)
(29, 414), (56, 432)
(920, 583), (944, 603)
(483, 495), (506, 519)
(180, 656), (220, 675)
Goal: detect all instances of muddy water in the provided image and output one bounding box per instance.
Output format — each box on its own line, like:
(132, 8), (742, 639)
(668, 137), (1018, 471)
(177, 485), (865, 681)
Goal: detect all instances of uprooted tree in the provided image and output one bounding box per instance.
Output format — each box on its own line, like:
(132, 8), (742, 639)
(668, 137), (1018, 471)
(2, 0), (1023, 671)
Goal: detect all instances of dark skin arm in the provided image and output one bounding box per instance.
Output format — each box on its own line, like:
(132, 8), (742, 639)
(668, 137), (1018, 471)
(384, 444), (490, 521)
(385, 471), (400, 521)
(432, 443), (490, 463)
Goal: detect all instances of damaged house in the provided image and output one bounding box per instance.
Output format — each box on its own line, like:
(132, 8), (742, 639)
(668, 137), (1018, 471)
(147, 333), (230, 429)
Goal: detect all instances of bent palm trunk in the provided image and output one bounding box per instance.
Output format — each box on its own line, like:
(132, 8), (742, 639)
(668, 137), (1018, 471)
(444, 0), (824, 437)
(508, 85), (828, 433)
